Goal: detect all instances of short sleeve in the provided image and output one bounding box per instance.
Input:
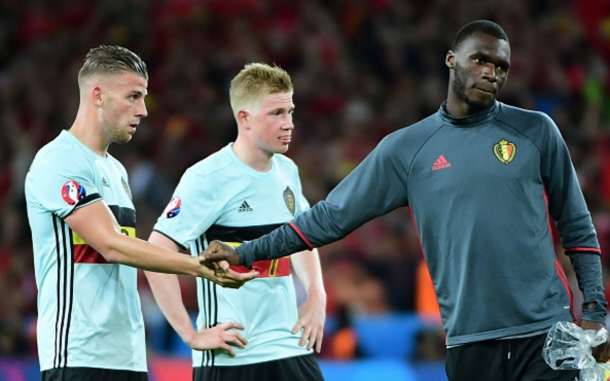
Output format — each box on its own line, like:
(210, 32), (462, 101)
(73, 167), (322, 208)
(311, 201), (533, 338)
(26, 147), (102, 219)
(153, 168), (223, 249)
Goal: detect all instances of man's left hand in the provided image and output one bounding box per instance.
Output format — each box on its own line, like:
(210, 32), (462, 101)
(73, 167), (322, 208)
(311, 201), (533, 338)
(291, 294), (326, 353)
(580, 319), (610, 363)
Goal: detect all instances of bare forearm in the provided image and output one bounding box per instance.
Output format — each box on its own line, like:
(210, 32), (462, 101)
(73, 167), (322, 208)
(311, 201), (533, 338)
(292, 249), (326, 300)
(145, 271), (197, 341)
(64, 201), (203, 276)
(103, 233), (201, 276)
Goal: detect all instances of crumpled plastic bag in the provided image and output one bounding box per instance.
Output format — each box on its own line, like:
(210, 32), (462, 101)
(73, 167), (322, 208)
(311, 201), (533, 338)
(542, 321), (610, 381)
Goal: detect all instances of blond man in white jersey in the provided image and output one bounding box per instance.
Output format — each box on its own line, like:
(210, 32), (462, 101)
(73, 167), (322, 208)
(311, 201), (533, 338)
(147, 63), (326, 380)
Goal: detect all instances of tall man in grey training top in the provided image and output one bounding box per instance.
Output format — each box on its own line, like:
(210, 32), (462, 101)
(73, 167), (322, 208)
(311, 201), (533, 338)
(202, 20), (608, 381)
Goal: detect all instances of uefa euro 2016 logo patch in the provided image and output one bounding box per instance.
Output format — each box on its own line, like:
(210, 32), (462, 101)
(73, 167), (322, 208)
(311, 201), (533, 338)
(493, 139), (516, 165)
(61, 180), (87, 205)
(163, 195), (182, 218)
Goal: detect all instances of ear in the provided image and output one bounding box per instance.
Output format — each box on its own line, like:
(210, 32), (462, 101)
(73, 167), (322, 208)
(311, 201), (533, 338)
(237, 109), (250, 129)
(91, 86), (103, 106)
(445, 51), (455, 69)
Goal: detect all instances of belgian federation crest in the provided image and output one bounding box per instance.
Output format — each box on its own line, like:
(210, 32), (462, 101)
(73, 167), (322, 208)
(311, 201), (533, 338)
(121, 177), (132, 200)
(283, 186), (296, 216)
(493, 139), (516, 165)
(61, 180), (86, 205)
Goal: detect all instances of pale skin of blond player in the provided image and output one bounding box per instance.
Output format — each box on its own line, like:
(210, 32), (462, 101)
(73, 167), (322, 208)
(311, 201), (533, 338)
(145, 89), (327, 354)
(64, 68), (258, 354)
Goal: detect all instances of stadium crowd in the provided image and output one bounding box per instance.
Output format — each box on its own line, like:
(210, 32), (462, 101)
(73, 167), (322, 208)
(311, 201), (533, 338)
(1, 0), (610, 363)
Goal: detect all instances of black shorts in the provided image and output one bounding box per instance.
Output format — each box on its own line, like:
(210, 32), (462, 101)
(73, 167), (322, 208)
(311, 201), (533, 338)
(193, 354), (325, 381)
(41, 367), (148, 381)
(445, 333), (580, 381)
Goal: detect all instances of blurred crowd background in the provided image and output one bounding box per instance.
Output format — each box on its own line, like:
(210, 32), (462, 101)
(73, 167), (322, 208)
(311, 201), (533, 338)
(1, 0), (610, 374)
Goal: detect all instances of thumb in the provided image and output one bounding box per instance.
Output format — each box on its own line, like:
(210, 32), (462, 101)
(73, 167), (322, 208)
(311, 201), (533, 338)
(218, 260), (230, 271)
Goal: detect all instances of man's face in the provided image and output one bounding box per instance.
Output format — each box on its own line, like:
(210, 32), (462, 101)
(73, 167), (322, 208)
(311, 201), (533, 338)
(447, 32), (510, 114)
(248, 91), (294, 155)
(100, 71), (148, 144)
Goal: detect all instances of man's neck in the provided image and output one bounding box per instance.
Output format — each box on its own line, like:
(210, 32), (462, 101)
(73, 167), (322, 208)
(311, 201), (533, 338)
(232, 139), (273, 173)
(69, 110), (109, 157)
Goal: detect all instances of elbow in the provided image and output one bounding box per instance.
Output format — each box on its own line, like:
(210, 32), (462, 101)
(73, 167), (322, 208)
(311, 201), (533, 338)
(102, 248), (124, 264)
(94, 233), (128, 264)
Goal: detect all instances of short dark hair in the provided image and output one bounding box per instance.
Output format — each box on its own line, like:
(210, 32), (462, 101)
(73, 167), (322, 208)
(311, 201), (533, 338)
(450, 20), (509, 51)
(78, 45), (148, 84)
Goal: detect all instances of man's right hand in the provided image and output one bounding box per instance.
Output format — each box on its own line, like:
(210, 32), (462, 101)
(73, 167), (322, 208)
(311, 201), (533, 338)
(200, 240), (242, 267)
(197, 262), (258, 289)
(185, 321), (248, 357)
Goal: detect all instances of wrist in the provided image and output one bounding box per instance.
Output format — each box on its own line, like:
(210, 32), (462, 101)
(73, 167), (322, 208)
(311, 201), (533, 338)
(582, 301), (607, 323)
(307, 286), (327, 304)
(181, 327), (198, 346)
(189, 256), (203, 277)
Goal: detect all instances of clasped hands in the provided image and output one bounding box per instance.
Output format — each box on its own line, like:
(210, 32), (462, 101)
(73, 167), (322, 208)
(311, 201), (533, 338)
(197, 240), (257, 289)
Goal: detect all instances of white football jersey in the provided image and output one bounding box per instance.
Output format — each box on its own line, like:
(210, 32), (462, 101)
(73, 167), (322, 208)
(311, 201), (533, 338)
(25, 130), (146, 371)
(154, 144), (312, 366)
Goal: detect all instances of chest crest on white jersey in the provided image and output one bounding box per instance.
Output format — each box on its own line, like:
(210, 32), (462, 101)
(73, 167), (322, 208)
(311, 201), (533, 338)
(283, 186), (296, 216)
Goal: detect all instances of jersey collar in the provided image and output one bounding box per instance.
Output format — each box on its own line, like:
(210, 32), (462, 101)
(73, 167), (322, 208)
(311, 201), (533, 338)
(438, 100), (499, 126)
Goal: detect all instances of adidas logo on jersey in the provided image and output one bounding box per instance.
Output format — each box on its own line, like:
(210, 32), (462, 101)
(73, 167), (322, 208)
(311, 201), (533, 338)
(237, 201), (253, 212)
(431, 155), (451, 170)
(101, 177), (110, 188)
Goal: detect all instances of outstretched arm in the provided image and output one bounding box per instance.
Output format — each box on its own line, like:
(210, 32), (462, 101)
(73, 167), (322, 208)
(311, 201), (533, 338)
(65, 200), (258, 287)
(202, 135), (410, 268)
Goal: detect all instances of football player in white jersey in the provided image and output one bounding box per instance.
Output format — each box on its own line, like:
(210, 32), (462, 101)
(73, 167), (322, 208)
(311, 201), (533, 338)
(147, 63), (326, 380)
(25, 45), (257, 381)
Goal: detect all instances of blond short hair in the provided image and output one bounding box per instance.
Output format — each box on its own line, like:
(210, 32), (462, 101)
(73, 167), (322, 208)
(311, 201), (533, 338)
(229, 63), (293, 116)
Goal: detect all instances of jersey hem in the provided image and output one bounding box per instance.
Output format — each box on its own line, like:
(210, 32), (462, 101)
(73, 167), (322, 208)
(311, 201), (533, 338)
(445, 317), (571, 346)
(152, 229), (188, 250)
(62, 194), (102, 218)
(191, 351), (314, 367)
(40, 364), (148, 372)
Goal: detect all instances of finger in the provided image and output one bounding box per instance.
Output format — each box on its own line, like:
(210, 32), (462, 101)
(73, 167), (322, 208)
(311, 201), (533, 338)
(203, 252), (226, 263)
(222, 344), (236, 357)
(306, 328), (316, 350)
(234, 332), (248, 347)
(218, 260), (230, 271)
(592, 341), (610, 362)
(292, 320), (304, 335)
(315, 330), (324, 353)
(228, 333), (247, 349)
(241, 271), (259, 280)
(198, 255), (219, 269)
(208, 241), (222, 253)
(226, 269), (259, 281)
(300, 326), (312, 348)
(220, 321), (245, 331)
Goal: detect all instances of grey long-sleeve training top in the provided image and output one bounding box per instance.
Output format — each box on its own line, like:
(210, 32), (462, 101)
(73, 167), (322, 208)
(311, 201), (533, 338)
(237, 100), (606, 346)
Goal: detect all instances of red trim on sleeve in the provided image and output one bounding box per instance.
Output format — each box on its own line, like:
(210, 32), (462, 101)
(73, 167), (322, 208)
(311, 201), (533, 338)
(543, 188), (576, 320)
(564, 247), (602, 254)
(554, 259), (575, 320)
(288, 221), (314, 250)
